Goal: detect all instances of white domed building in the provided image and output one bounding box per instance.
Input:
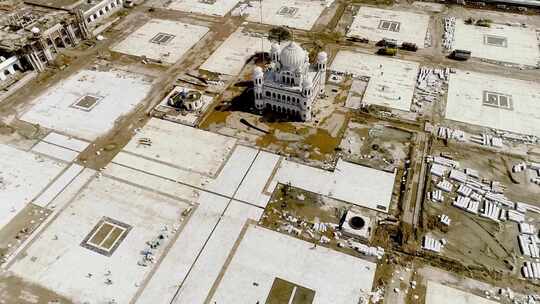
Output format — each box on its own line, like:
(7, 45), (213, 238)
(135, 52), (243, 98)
(253, 41), (327, 121)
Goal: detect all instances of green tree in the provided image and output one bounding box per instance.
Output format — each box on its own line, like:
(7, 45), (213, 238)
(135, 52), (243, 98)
(268, 27), (292, 44)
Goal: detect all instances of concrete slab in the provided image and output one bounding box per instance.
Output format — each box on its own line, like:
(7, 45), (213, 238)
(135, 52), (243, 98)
(200, 29), (271, 76)
(209, 225), (376, 304)
(170, 201), (262, 304)
(167, 0), (240, 16)
(445, 70), (540, 136)
(33, 164), (84, 208)
(234, 150), (281, 207)
(331, 51), (418, 111)
(121, 118), (236, 177)
(10, 176), (191, 304)
(42, 132), (89, 152)
(348, 7), (429, 47)
(269, 159), (395, 213)
(31, 141), (79, 162)
(134, 191), (230, 304)
(244, 0), (333, 30)
(453, 20), (539, 66)
(426, 281), (498, 304)
(206, 145), (258, 197)
(20, 68), (153, 140)
(112, 19), (209, 64)
(0, 144), (66, 230)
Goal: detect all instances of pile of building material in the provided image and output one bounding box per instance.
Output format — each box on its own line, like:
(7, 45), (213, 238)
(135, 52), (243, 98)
(442, 17), (456, 49)
(436, 126), (465, 141)
(426, 155), (540, 228)
(431, 189), (444, 202)
(480, 200), (502, 221)
(344, 240), (385, 259)
(422, 235), (444, 253)
(518, 234), (540, 258)
(439, 214), (451, 225)
(507, 210), (526, 223)
(519, 222), (535, 234)
(494, 130), (538, 145)
(470, 133), (503, 148)
(413, 67), (450, 110)
(512, 162), (540, 186)
(522, 262), (540, 280)
(437, 179), (453, 192)
(430, 163), (449, 177)
(513, 162), (527, 173)
(138, 225), (174, 267)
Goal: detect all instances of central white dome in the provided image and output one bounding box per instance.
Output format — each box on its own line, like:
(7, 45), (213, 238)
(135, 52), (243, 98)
(280, 42), (307, 71)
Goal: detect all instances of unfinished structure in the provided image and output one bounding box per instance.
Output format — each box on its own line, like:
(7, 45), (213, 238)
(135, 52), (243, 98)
(0, 0), (122, 74)
(253, 42), (327, 121)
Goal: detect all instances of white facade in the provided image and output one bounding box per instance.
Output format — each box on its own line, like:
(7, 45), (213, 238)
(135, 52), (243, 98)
(253, 41), (327, 121)
(0, 56), (24, 82)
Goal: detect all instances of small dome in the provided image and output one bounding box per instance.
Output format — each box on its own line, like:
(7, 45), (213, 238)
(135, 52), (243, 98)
(302, 77), (313, 88)
(317, 51), (328, 62)
(253, 66), (263, 77)
(280, 42), (307, 71)
(271, 43), (280, 52)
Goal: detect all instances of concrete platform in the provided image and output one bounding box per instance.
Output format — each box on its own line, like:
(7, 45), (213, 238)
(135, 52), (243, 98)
(348, 7), (429, 47)
(112, 19), (209, 64)
(453, 20), (539, 66)
(208, 225), (376, 304)
(10, 176), (192, 304)
(244, 0), (333, 30)
(445, 70), (540, 136)
(167, 0), (240, 16)
(0, 144), (66, 230)
(20, 68), (153, 140)
(331, 51), (419, 111)
(200, 29), (271, 76)
(269, 159), (396, 213)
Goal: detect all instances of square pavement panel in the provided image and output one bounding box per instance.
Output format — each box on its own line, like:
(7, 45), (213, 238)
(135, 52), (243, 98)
(111, 19), (209, 64)
(0, 144), (66, 230)
(331, 50), (419, 111)
(453, 20), (540, 66)
(167, 0), (241, 16)
(200, 28), (272, 76)
(9, 176), (191, 304)
(348, 7), (429, 47)
(209, 225), (376, 304)
(20, 68), (152, 141)
(445, 70), (540, 137)
(243, 0), (334, 30)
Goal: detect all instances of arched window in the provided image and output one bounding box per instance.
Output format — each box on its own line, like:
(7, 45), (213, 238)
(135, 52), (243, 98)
(272, 92), (276, 99)
(287, 96), (290, 102)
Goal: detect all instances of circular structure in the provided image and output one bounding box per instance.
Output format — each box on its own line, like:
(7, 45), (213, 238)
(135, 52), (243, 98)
(349, 216), (365, 230)
(280, 42), (306, 71)
(168, 89), (203, 111)
(317, 51), (328, 62)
